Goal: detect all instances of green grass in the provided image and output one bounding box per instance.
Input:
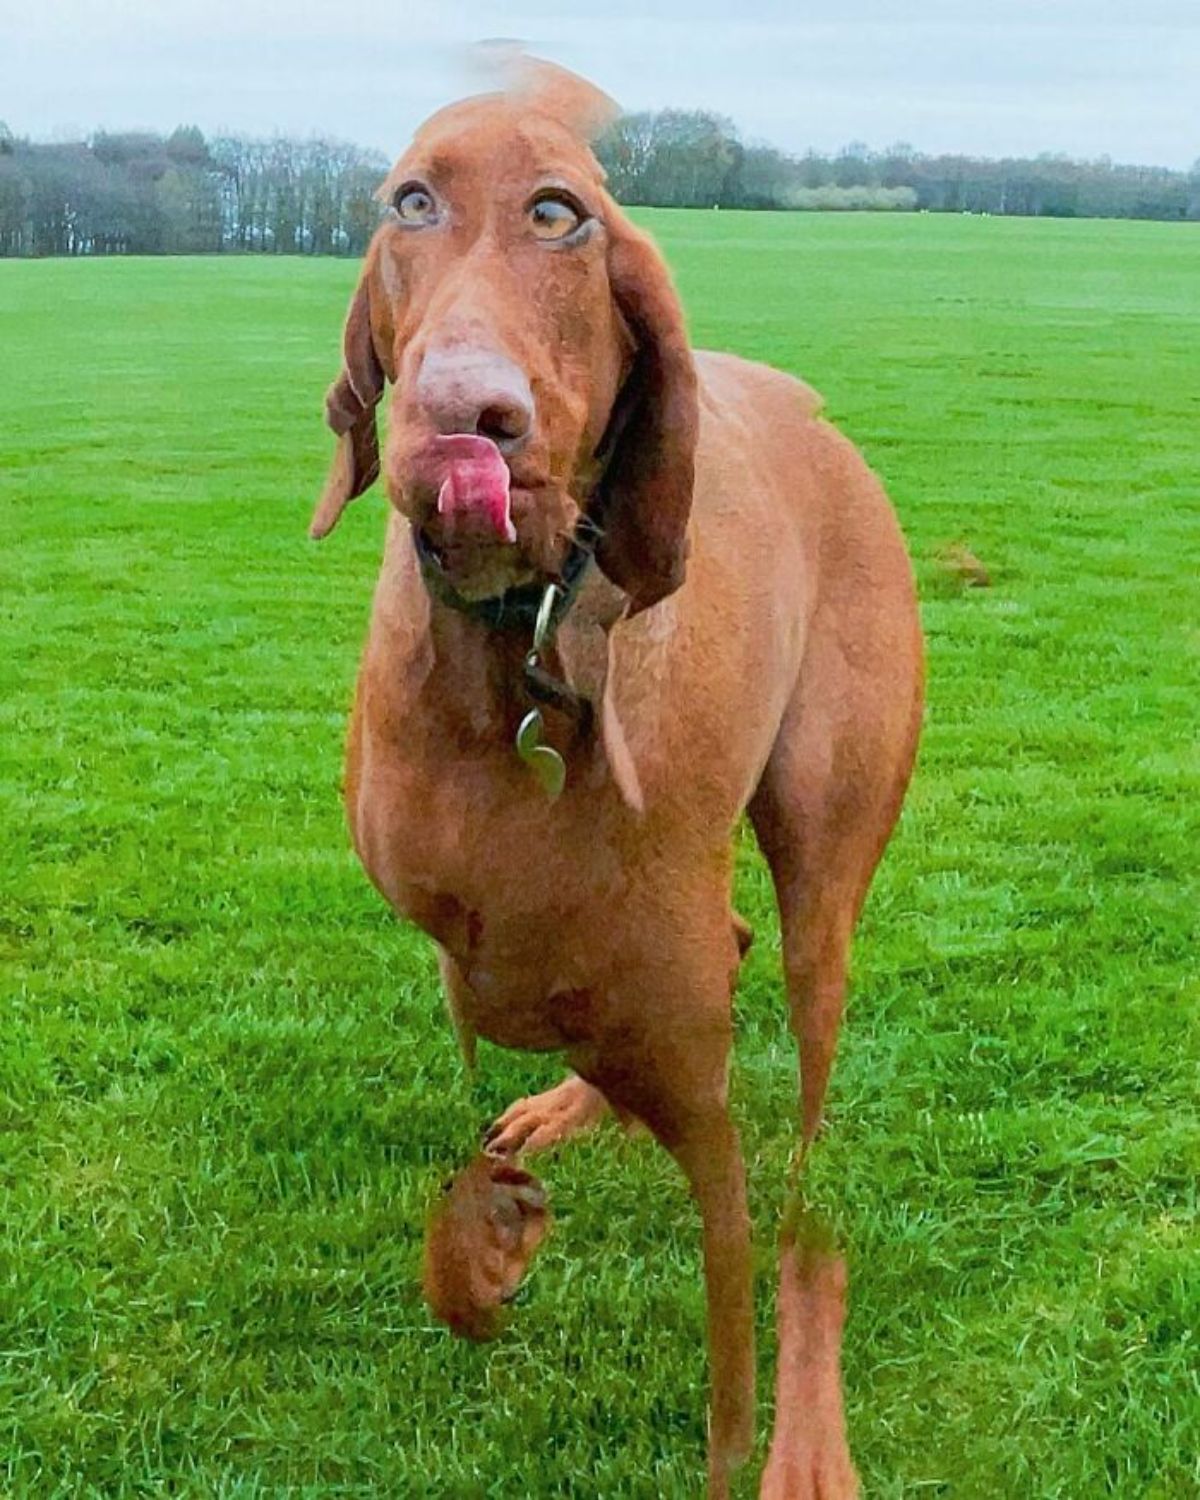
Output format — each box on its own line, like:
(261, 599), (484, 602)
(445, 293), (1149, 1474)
(2, 212), (1197, 1497)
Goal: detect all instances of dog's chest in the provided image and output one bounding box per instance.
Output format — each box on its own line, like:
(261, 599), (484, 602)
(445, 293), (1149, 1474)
(353, 744), (628, 1048)
(399, 871), (614, 1053)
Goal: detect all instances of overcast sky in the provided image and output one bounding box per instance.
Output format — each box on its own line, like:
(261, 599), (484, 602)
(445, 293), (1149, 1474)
(5, 0), (1198, 169)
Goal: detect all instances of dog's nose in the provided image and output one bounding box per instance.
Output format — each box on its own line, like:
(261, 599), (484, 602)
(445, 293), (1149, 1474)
(416, 347), (534, 453)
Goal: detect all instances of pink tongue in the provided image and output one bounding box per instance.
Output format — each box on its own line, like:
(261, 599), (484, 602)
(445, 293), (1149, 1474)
(434, 435), (516, 543)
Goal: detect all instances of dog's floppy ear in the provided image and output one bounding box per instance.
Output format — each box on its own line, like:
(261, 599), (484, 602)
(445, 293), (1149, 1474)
(596, 218), (699, 613)
(309, 274), (385, 540)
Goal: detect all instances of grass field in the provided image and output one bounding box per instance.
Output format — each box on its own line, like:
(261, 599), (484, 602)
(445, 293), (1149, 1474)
(2, 212), (1197, 1497)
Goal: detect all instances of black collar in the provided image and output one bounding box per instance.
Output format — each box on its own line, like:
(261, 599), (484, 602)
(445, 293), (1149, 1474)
(414, 509), (606, 730)
(413, 510), (601, 635)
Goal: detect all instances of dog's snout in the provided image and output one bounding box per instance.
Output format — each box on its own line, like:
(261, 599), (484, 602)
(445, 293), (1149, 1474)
(416, 348), (534, 452)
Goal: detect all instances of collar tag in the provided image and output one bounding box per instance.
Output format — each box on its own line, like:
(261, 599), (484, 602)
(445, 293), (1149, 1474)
(515, 707), (567, 800)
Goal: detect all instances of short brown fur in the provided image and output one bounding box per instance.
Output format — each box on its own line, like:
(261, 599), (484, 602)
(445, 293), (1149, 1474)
(309, 62), (922, 1498)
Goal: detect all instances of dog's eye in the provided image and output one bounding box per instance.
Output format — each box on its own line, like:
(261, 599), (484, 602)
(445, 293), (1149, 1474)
(529, 194), (584, 242)
(393, 185), (438, 226)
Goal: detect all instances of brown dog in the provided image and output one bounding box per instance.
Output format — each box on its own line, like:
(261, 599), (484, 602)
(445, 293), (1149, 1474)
(309, 60), (922, 1498)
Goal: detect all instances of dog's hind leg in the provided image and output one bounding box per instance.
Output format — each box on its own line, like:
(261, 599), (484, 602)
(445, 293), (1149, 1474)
(749, 759), (879, 1145)
(748, 629), (921, 1143)
(749, 599), (920, 1496)
(759, 1233), (859, 1499)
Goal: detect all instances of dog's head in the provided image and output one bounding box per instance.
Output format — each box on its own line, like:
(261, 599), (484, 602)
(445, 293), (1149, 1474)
(309, 61), (698, 614)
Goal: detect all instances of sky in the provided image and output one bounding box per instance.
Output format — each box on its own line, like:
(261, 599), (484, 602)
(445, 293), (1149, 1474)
(4, 0), (1198, 169)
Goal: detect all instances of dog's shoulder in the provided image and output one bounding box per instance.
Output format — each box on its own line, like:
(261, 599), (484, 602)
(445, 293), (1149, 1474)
(694, 348), (824, 431)
(688, 348), (892, 559)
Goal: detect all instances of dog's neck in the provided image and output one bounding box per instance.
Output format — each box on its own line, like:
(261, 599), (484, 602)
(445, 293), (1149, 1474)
(416, 556), (622, 749)
(424, 599), (539, 739)
(377, 518), (642, 807)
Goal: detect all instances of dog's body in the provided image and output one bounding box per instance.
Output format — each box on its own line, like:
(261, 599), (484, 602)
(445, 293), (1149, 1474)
(312, 64), (922, 1498)
(347, 347), (920, 1082)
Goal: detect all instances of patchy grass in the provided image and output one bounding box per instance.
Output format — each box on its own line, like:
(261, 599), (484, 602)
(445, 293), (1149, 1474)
(1, 213), (1197, 1497)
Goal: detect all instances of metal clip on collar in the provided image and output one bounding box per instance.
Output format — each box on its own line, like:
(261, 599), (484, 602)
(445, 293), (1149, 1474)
(514, 583), (576, 800)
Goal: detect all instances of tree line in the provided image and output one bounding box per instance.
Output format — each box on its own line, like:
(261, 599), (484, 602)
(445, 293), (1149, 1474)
(1, 112), (1197, 257)
(595, 111), (1200, 220)
(0, 124), (385, 257)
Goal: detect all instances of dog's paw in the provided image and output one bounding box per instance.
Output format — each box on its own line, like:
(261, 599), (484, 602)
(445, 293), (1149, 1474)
(759, 1443), (859, 1500)
(423, 1154), (550, 1340)
(759, 1243), (858, 1499)
(484, 1075), (608, 1155)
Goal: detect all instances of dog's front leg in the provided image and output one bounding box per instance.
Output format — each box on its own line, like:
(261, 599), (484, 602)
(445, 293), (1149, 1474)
(676, 1110), (756, 1500)
(573, 1012), (755, 1498)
